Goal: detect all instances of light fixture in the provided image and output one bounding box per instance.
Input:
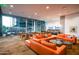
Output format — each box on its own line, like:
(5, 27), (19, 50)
(46, 6), (50, 9)
(34, 12), (38, 15)
(62, 6), (67, 10)
(10, 5), (14, 8)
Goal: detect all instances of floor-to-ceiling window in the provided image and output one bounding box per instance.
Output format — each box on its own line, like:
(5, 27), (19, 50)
(27, 19), (34, 33)
(2, 15), (46, 36)
(2, 16), (17, 36)
(2, 15), (27, 36)
(16, 17), (26, 33)
(2, 16), (13, 27)
(35, 20), (41, 32)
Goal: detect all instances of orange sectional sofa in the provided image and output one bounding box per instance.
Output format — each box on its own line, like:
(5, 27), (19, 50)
(57, 34), (77, 44)
(25, 39), (66, 55)
(25, 34), (66, 55)
(24, 34), (77, 55)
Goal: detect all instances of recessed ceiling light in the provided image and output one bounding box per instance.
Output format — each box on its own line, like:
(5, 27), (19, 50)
(10, 5), (14, 8)
(34, 12), (38, 15)
(46, 6), (50, 9)
(62, 6), (66, 10)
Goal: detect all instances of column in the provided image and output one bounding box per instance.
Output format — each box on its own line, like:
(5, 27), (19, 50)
(60, 16), (65, 33)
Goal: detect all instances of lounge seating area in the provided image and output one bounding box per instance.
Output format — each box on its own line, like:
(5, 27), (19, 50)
(23, 33), (77, 55)
(0, 4), (79, 55)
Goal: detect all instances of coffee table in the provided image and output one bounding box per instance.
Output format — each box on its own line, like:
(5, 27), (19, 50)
(49, 39), (73, 48)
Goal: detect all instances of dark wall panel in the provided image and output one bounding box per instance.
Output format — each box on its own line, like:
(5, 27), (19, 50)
(0, 6), (2, 36)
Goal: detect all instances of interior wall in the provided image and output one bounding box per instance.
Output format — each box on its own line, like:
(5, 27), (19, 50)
(46, 17), (61, 30)
(65, 13), (79, 38)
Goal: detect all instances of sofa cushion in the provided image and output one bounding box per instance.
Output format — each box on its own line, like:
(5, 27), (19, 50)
(47, 33), (52, 37)
(35, 34), (43, 39)
(32, 38), (41, 43)
(41, 40), (57, 50)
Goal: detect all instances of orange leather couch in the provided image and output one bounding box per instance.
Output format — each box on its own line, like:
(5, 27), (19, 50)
(57, 34), (77, 44)
(25, 34), (66, 55)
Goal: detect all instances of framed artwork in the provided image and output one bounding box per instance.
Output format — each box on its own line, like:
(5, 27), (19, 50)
(70, 26), (77, 33)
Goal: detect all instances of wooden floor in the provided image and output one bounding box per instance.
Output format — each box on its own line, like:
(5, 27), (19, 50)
(0, 35), (79, 55)
(66, 40), (79, 55)
(0, 36), (36, 55)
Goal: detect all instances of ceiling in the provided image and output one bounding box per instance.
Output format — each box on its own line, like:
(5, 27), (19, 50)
(1, 4), (79, 21)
